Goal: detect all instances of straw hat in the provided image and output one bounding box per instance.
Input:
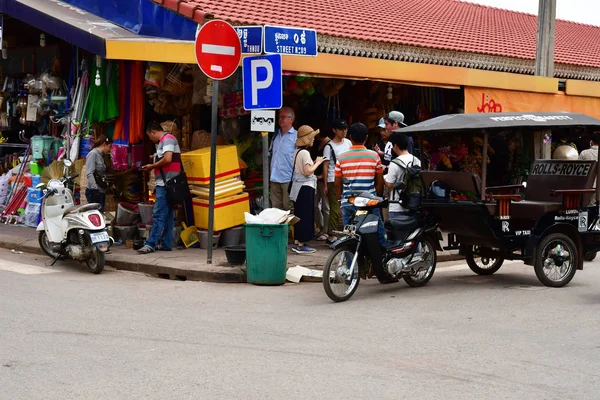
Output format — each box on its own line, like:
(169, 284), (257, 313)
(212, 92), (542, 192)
(296, 125), (320, 147)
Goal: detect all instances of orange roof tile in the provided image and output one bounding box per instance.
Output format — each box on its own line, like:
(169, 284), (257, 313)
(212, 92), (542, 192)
(153, 0), (600, 68)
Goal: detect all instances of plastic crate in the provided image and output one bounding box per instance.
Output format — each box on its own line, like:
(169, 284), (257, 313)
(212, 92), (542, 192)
(192, 192), (249, 231)
(181, 145), (240, 186)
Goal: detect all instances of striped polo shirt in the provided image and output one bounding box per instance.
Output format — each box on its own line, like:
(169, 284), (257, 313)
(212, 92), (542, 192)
(154, 133), (181, 186)
(335, 145), (383, 207)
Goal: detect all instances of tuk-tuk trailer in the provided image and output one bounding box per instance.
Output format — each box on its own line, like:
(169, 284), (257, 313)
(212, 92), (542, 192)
(400, 112), (600, 287)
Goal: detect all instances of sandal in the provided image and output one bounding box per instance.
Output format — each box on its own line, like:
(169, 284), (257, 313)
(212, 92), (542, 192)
(316, 234), (328, 241)
(137, 245), (155, 254)
(156, 244), (172, 252)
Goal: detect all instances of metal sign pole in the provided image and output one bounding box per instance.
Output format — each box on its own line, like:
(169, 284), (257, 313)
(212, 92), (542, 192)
(207, 79), (219, 264)
(262, 131), (270, 209)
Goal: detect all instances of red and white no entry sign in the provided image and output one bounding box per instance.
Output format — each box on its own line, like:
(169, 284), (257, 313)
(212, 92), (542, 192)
(195, 20), (242, 80)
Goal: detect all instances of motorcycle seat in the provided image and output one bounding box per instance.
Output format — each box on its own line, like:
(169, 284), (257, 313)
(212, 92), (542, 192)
(63, 203), (101, 216)
(384, 215), (418, 232)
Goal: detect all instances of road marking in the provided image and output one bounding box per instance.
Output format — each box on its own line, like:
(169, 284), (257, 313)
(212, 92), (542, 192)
(0, 260), (59, 275)
(437, 260), (523, 273)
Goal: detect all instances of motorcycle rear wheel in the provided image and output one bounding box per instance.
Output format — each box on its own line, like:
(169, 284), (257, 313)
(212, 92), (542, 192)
(403, 238), (437, 287)
(86, 247), (105, 274)
(323, 247), (360, 303)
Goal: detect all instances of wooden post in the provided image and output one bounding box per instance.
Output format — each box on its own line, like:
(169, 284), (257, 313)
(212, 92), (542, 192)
(481, 131), (488, 201)
(533, 130), (552, 160)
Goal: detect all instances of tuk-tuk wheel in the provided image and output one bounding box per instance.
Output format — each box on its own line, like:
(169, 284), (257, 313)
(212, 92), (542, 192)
(535, 233), (578, 288)
(584, 252), (597, 262)
(465, 245), (504, 276)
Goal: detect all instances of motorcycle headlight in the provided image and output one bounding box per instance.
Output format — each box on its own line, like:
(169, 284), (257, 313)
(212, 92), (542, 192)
(352, 197), (370, 207)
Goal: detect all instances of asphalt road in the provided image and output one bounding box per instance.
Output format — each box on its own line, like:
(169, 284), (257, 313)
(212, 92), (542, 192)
(1, 248), (600, 399)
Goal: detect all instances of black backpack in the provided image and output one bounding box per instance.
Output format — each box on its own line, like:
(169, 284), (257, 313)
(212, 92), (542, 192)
(391, 156), (424, 211)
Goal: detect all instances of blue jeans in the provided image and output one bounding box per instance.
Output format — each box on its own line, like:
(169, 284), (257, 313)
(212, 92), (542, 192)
(145, 186), (174, 250)
(342, 205), (386, 246)
(85, 189), (105, 213)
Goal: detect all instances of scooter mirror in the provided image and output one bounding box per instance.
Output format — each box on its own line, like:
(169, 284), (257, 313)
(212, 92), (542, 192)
(36, 183), (45, 189)
(63, 159), (73, 168)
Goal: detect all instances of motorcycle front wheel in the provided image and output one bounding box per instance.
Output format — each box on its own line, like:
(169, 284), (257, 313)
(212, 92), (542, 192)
(403, 238), (437, 287)
(323, 247), (360, 303)
(86, 247), (105, 274)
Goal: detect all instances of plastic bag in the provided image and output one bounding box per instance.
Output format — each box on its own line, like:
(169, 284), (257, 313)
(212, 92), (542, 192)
(0, 173), (10, 205)
(244, 208), (290, 224)
(111, 143), (129, 171)
(24, 202), (41, 227)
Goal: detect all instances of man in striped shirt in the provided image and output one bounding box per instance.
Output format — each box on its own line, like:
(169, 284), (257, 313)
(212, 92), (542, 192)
(335, 123), (386, 245)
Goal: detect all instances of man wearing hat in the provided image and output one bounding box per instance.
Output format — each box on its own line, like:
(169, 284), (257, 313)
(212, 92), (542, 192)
(322, 119), (352, 243)
(269, 107), (298, 210)
(382, 111), (414, 155)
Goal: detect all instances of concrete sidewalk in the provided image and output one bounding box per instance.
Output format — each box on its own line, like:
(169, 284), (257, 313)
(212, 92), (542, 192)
(0, 225), (462, 282)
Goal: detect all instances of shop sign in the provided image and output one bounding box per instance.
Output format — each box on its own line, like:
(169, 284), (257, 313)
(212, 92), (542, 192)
(195, 20), (241, 80)
(242, 54), (283, 110)
(465, 87), (600, 120)
(250, 110), (276, 132)
(235, 26), (263, 54)
(263, 25), (317, 56)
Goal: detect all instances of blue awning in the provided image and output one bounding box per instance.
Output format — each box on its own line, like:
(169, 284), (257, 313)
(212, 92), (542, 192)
(0, 0), (140, 57)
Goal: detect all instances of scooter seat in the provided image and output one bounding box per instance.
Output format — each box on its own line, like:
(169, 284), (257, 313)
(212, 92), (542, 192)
(63, 203), (101, 216)
(385, 215), (418, 232)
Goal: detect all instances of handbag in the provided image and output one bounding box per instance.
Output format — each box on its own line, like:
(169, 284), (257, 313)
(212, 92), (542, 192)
(159, 159), (190, 206)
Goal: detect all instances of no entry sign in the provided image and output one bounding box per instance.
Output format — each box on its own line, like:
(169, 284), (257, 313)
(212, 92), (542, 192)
(195, 20), (242, 80)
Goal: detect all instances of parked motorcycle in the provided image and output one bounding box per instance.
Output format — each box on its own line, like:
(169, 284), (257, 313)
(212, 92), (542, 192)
(36, 159), (111, 273)
(323, 181), (442, 302)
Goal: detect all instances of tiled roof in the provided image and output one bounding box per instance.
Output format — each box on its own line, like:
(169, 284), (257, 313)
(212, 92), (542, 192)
(153, 0), (600, 68)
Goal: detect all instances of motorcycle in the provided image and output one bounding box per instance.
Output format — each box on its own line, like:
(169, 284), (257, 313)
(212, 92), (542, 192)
(36, 159), (111, 274)
(323, 181), (442, 302)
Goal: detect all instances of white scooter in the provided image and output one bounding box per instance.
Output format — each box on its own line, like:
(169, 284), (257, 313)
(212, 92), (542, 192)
(36, 159), (111, 274)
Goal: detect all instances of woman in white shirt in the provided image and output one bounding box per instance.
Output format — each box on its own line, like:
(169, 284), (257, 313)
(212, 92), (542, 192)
(290, 125), (324, 254)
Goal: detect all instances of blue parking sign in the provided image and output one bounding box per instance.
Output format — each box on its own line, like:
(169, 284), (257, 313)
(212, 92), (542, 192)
(242, 54), (283, 110)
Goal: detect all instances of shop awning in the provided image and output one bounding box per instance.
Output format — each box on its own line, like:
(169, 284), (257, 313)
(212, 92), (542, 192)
(0, 0), (192, 61)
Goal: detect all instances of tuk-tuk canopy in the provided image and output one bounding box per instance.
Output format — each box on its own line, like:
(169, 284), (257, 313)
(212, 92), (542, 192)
(399, 112), (600, 134)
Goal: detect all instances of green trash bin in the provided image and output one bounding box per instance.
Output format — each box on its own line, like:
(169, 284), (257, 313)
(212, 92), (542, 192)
(245, 224), (289, 285)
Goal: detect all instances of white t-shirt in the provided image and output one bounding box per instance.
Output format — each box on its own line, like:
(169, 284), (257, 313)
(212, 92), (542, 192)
(323, 138), (352, 183)
(385, 154), (421, 213)
(293, 149), (316, 189)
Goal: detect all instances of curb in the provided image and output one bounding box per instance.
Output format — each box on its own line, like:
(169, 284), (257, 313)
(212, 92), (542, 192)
(0, 237), (246, 283)
(0, 236), (461, 283)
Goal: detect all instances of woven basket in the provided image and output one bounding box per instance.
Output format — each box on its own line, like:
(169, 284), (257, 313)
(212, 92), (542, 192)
(191, 130), (211, 149)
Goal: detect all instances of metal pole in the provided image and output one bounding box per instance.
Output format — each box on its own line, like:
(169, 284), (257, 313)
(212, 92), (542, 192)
(262, 131), (270, 209)
(207, 80), (219, 264)
(481, 131), (489, 201)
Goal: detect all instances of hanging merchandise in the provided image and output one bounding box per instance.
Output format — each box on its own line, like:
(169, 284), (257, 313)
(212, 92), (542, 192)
(114, 60), (144, 146)
(85, 58), (120, 125)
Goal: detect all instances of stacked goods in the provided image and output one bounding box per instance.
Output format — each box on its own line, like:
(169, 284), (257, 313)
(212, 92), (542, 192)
(181, 145), (249, 231)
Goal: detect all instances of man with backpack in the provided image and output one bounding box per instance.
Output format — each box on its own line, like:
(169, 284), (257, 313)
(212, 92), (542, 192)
(322, 119), (351, 243)
(385, 132), (422, 219)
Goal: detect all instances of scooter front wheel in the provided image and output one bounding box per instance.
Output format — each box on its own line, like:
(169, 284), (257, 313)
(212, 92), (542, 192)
(38, 231), (61, 259)
(323, 247), (360, 302)
(86, 247), (105, 274)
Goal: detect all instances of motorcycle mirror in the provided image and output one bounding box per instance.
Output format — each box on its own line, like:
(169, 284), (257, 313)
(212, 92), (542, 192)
(394, 181), (406, 191)
(36, 183), (45, 189)
(63, 159), (73, 168)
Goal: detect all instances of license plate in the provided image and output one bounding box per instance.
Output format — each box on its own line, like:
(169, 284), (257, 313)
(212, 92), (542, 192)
(90, 231), (109, 244)
(356, 210), (368, 216)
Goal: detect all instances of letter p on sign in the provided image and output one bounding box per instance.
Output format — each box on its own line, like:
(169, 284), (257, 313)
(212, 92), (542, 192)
(243, 54), (283, 110)
(250, 59), (273, 106)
